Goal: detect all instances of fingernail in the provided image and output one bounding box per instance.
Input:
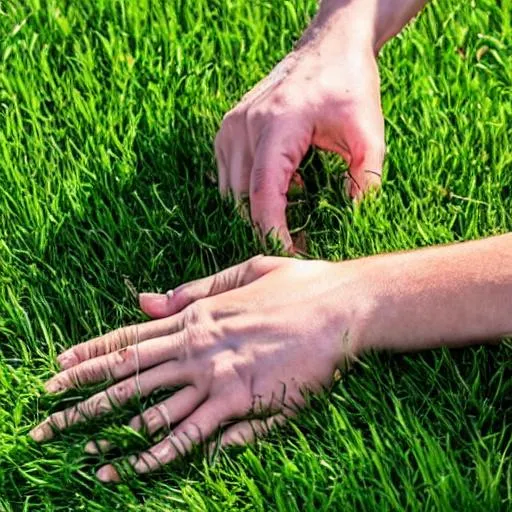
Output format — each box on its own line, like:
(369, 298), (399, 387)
(96, 464), (120, 483)
(139, 292), (168, 298)
(139, 291), (176, 318)
(138, 292), (170, 304)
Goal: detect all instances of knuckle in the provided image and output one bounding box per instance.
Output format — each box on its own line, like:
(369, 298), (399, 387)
(221, 108), (235, 124)
(65, 346), (83, 366)
(220, 109), (242, 133)
(54, 370), (76, 391)
(145, 404), (170, 432)
(110, 381), (133, 405)
(54, 406), (81, 429)
(66, 364), (87, 387)
(168, 432), (189, 456)
(79, 364), (97, 384)
(183, 299), (208, 325)
(83, 394), (109, 417)
(109, 346), (136, 379)
(268, 92), (287, 110)
(209, 271), (229, 295)
(48, 411), (68, 430)
(249, 92), (287, 120)
(245, 104), (265, 127)
(244, 255), (266, 279)
(108, 326), (135, 352)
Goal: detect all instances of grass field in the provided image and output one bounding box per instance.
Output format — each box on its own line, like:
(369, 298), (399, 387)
(0, 0), (511, 509)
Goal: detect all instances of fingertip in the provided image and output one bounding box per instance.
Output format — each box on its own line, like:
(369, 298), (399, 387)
(96, 464), (121, 483)
(29, 428), (43, 443)
(262, 225), (293, 254)
(288, 171), (305, 199)
(207, 441), (217, 459)
(44, 378), (63, 394)
(139, 292), (173, 319)
(85, 439), (111, 455)
(57, 351), (78, 370)
(218, 183), (231, 199)
(29, 423), (52, 443)
(346, 170), (382, 201)
(363, 170), (382, 192)
(128, 416), (142, 432)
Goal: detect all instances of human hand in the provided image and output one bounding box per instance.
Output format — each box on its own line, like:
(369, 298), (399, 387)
(30, 255), (368, 482)
(215, 14), (385, 250)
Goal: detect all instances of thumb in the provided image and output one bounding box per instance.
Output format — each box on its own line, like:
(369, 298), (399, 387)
(250, 122), (310, 252)
(139, 255), (281, 318)
(138, 292), (176, 319)
(345, 138), (386, 200)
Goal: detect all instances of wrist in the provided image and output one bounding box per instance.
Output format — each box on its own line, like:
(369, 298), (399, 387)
(342, 236), (512, 356)
(307, 0), (427, 56)
(297, 1), (376, 56)
(327, 258), (382, 362)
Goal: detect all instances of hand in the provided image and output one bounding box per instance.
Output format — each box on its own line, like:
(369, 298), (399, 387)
(30, 255), (367, 482)
(215, 22), (385, 250)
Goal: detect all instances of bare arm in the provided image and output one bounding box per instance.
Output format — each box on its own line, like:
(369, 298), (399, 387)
(353, 234), (512, 353)
(309, 0), (428, 54)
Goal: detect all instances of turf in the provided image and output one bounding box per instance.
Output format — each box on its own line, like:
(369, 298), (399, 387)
(0, 0), (511, 509)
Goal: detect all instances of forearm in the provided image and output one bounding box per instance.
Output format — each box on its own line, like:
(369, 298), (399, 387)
(351, 234), (512, 354)
(301, 0), (428, 54)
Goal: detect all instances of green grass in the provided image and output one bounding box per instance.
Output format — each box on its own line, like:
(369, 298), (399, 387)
(0, 0), (511, 509)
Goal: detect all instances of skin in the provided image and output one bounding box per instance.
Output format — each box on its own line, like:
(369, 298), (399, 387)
(29, 0), (510, 483)
(30, 236), (512, 482)
(216, 0), (427, 250)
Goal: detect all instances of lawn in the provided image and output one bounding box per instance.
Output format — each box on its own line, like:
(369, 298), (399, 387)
(0, 0), (511, 509)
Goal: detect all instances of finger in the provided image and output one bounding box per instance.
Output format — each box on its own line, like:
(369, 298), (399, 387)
(139, 255), (283, 319)
(211, 413), (287, 451)
(57, 314), (186, 370)
(84, 386), (203, 454)
(96, 398), (231, 482)
(249, 122), (311, 251)
(46, 330), (189, 393)
(214, 133), (229, 196)
(228, 145), (252, 200)
(345, 139), (385, 200)
(128, 385), (204, 435)
(288, 171), (305, 198)
(30, 359), (193, 442)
